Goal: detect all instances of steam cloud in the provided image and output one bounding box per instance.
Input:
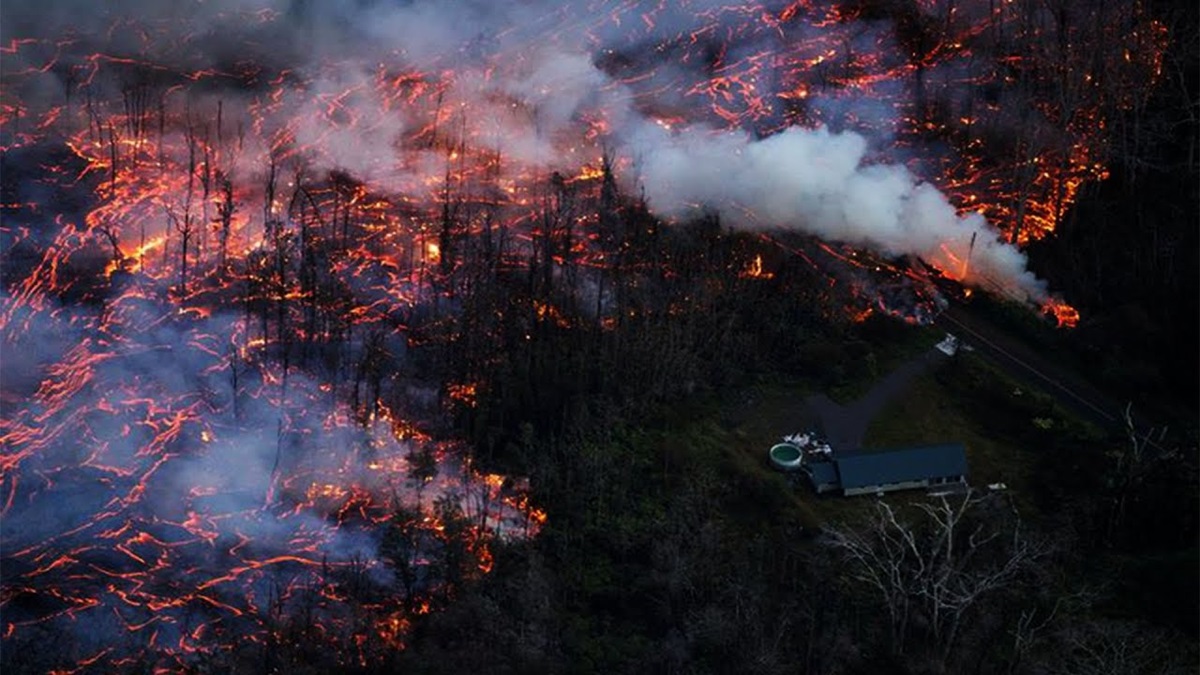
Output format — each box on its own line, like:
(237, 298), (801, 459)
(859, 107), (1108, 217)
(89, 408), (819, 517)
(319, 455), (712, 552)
(630, 123), (1047, 299)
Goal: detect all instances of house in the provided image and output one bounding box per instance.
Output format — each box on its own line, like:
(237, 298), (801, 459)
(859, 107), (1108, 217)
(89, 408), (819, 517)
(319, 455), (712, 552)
(800, 443), (968, 496)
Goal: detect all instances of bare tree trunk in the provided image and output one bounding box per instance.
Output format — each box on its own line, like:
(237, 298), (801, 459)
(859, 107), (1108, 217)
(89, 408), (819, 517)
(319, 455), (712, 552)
(216, 172), (236, 276)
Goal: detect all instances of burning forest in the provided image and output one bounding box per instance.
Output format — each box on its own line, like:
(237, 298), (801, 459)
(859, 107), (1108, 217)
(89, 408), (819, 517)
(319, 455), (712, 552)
(0, 0), (1180, 672)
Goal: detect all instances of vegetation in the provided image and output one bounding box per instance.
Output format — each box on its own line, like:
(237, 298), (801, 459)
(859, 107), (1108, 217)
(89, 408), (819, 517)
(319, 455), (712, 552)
(7, 82), (1195, 675)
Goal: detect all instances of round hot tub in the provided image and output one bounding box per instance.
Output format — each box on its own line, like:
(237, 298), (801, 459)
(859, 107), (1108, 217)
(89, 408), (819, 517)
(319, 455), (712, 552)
(769, 443), (804, 471)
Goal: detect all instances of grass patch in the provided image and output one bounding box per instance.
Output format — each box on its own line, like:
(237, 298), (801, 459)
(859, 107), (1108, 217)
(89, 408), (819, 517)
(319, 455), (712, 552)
(710, 379), (877, 526)
(637, 328), (1110, 532)
(864, 371), (1032, 494)
(864, 351), (1107, 514)
(643, 390), (823, 530)
(826, 321), (943, 404)
(720, 380), (818, 441)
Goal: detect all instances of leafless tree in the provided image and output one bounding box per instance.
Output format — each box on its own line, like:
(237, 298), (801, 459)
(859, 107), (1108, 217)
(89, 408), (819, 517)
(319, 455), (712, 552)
(1045, 617), (1191, 675)
(215, 170), (237, 275)
(95, 224), (124, 270)
(107, 122), (119, 201)
(199, 126), (212, 258)
(1105, 403), (1174, 546)
(353, 328), (390, 426)
(166, 205), (194, 296)
(165, 118), (199, 293)
(226, 339), (248, 423)
(826, 490), (1041, 667)
(1005, 584), (1098, 675)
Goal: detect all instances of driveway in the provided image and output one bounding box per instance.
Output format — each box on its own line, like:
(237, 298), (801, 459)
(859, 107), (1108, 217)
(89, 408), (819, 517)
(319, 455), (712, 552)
(805, 346), (950, 451)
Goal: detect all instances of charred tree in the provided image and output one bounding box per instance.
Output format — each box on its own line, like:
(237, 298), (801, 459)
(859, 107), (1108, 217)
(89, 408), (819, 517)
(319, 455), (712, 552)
(215, 171), (236, 276)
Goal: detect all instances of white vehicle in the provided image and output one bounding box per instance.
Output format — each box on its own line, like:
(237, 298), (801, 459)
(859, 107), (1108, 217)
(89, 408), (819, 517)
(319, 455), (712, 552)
(935, 333), (960, 356)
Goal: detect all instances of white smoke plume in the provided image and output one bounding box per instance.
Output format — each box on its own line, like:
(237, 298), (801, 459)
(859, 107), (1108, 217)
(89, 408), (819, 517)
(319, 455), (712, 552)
(625, 122), (1048, 301)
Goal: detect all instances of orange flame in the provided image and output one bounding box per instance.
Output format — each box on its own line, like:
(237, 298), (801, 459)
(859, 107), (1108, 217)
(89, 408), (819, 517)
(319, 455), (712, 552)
(1042, 298), (1080, 329)
(446, 382), (478, 408)
(424, 241), (441, 264)
(741, 254), (773, 279)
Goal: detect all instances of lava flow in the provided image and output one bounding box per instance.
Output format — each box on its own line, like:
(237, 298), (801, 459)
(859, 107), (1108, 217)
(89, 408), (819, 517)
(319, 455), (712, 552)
(0, 291), (545, 670)
(1, 0), (1171, 670)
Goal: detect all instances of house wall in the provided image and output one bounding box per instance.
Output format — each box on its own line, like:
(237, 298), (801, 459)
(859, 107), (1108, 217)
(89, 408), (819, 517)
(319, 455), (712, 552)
(842, 474), (966, 496)
(843, 478), (929, 496)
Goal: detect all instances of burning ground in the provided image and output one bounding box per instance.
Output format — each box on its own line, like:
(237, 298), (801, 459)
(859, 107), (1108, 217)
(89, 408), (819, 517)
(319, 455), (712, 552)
(0, 0), (1174, 671)
(1, 288), (543, 668)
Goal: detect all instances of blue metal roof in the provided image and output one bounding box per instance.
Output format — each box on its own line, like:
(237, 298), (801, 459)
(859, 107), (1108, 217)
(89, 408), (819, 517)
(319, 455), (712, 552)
(835, 444), (967, 490)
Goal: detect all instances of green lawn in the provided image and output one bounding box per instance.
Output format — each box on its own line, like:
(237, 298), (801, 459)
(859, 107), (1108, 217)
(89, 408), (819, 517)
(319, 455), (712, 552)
(864, 371), (1032, 491)
(635, 389), (820, 529)
(712, 379), (874, 526)
(864, 352), (1107, 513)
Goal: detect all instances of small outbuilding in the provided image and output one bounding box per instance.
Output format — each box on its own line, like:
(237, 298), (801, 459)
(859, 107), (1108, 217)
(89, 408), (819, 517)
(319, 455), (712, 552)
(804, 460), (841, 494)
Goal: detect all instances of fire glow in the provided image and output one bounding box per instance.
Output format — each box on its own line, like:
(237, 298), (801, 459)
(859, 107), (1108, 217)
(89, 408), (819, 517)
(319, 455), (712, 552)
(1, 0), (1169, 669)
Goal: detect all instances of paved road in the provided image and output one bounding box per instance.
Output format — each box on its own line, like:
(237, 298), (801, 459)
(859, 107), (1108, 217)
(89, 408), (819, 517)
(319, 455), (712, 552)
(933, 306), (1180, 460)
(804, 303), (1167, 455)
(935, 306), (1149, 434)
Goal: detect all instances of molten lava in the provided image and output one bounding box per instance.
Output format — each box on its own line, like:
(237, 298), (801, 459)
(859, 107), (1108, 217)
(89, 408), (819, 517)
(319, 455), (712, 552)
(1042, 297), (1082, 329)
